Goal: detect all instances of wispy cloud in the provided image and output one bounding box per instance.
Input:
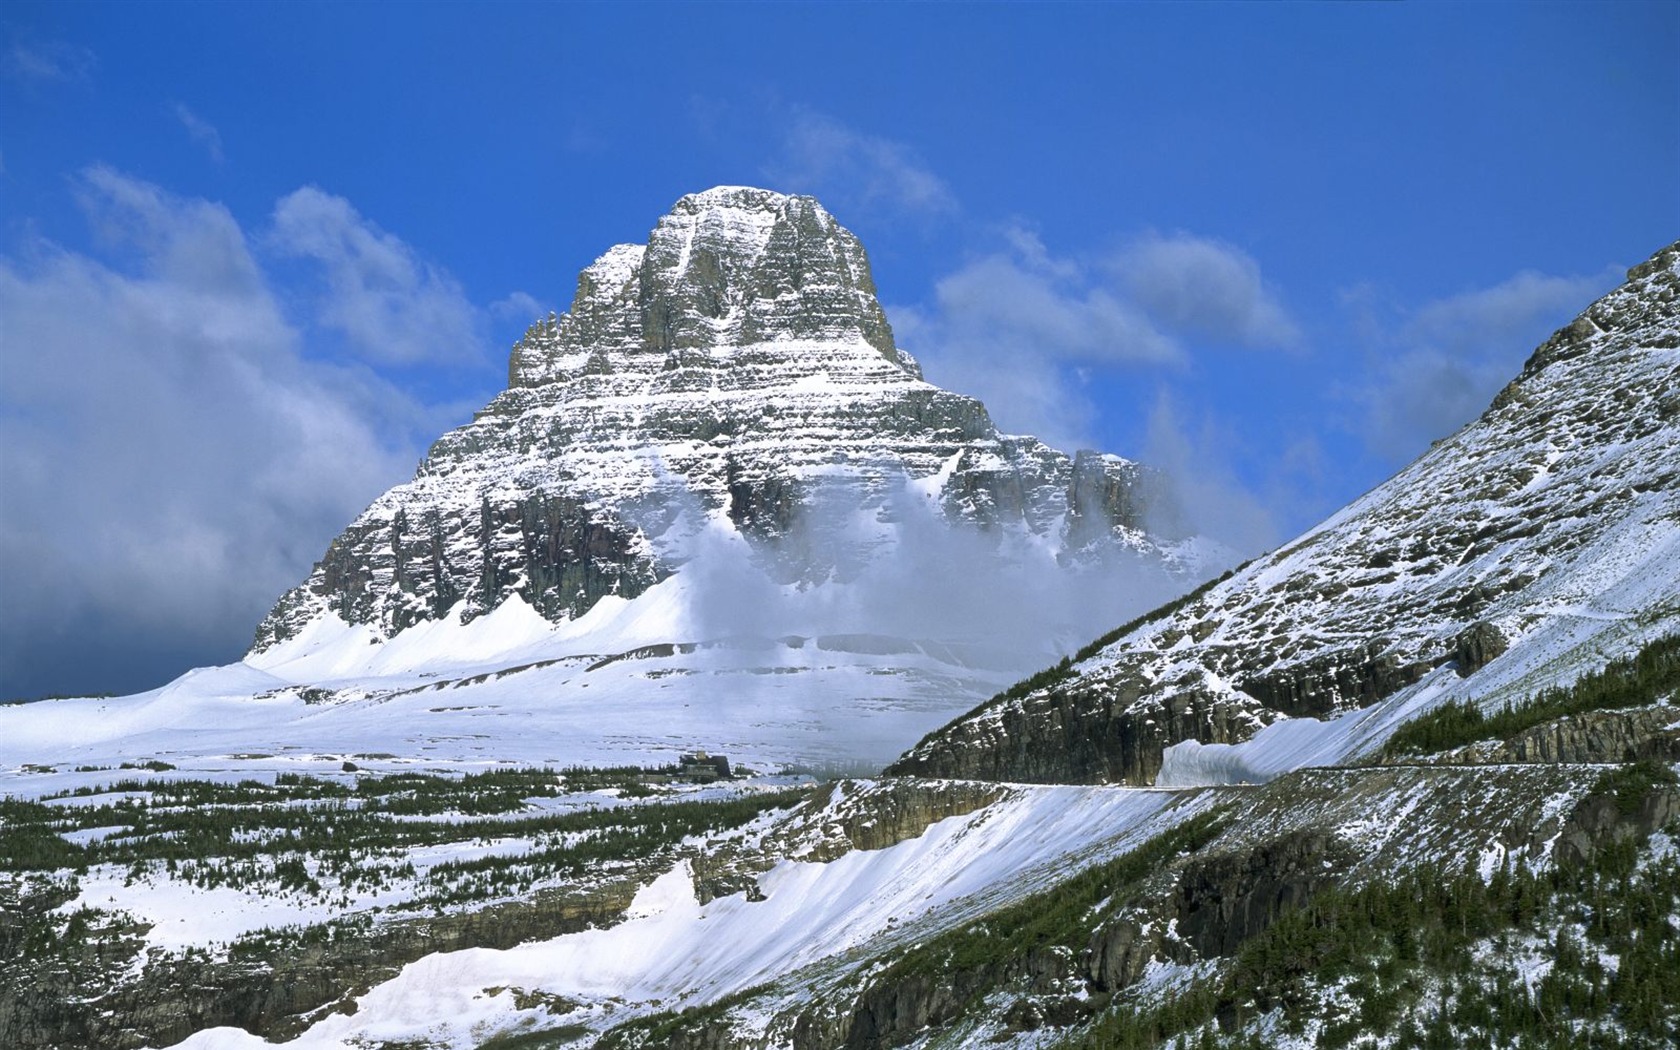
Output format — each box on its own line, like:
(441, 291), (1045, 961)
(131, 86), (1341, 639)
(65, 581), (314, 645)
(270, 187), (484, 367)
(1135, 393), (1290, 557)
(1113, 232), (1300, 349)
(0, 170), (450, 696)
(4, 37), (94, 85)
(1348, 266), (1624, 463)
(765, 109), (957, 218)
(490, 290), (548, 323)
(173, 103), (225, 164)
(894, 223), (1300, 455)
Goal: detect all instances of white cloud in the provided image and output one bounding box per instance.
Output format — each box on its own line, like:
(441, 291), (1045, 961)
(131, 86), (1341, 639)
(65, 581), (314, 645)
(890, 230), (1179, 451)
(0, 171), (453, 696)
(765, 109), (957, 218)
(896, 223), (1302, 453)
(270, 187), (484, 366)
(1405, 269), (1618, 356)
(3, 37), (94, 84)
(173, 103), (225, 164)
(1353, 266), (1622, 462)
(491, 290), (548, 322)
(1113, 232), (1300, 348)
(937, 255), (1180, 367)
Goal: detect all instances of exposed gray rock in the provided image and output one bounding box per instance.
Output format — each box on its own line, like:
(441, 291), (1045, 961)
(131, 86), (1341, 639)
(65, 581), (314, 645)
(893, 240), (1680, 785)
(1453, 620), (1509, 676)
(253, 188), (1187, 650)
(1553, 769), (1680, 869)
(768, 778), (1008, 863)
(1169, 830), (1351, 958)
(1435, 704), (1680, 766)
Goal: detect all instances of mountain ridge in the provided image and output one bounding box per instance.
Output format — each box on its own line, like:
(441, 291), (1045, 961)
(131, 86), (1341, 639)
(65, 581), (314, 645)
(889, 239), (1680, 786)
(2, 219), (1678, 1050)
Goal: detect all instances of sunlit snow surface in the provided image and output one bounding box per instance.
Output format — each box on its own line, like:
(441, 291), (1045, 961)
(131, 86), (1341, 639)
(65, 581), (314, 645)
(0, 572), (1057, 786)
(1156, 500), (1680, 786)
(915, 255), (1680, 788)
(168, 784), (1194, 1050)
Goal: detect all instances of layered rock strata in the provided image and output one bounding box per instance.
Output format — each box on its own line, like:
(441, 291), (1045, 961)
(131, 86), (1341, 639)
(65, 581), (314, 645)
(254, 187), (1179, 650)
(892, 242), (1680, 784)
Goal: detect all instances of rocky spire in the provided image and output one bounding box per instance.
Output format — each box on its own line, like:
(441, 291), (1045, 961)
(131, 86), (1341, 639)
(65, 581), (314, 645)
(509, 187), (915, 389)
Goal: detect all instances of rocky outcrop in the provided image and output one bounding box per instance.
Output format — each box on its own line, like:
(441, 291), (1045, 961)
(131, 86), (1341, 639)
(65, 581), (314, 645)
(893, 240), (1680, 785)
(0, 877), (640, 1050)
(1169, 831), (1351, 957)
(1436, 704), (1680, 766)
(1553, 765), (1680, 869)
(1086, 912), (1164, 991)
(1453, 620), (1509, 676)
(769, 778), (1008, 863)
(253, 187), (1186, 650)
(888, 672), (1269, 785)
(1066, 450), (1182, 551)
(840, 950), (1075, 1050)
(1083, 830), (1351, 995)
(1237, 642), (1436, 718)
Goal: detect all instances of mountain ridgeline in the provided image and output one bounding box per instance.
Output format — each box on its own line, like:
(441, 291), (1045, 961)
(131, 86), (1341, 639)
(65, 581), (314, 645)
(251, 187), (1187, 652)
(3, 198), (1678, 1050)
(890, 241), (1680, 785)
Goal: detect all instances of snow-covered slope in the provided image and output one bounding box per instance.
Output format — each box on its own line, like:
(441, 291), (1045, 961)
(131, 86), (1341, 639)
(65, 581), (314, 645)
(166, 783), (1191, 1050)
(892, 240), (1680, 785)
(1, 188), (1219, 780)
(0, 578), (1027, 777)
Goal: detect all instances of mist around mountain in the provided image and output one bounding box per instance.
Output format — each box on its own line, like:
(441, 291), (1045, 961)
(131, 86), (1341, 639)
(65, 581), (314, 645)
(0, 187), (1223, 777)
(0, 203), (1676, 1050)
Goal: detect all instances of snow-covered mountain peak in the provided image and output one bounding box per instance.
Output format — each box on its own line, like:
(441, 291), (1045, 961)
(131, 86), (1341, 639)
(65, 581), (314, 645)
(510, 185), (911, 391)
(252, 189), (1203, 662)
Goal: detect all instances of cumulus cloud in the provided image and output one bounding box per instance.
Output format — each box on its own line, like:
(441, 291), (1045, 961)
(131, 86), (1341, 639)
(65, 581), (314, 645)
(1113, 232), (1300, 348)
(1352, 266), (1623, 462)
(765, 109), (957, 218)
(0, 170), (479, 697)
(271, 187), (484, 366)
(892, 228), (1180, 451)
(173, 103), (225, 164)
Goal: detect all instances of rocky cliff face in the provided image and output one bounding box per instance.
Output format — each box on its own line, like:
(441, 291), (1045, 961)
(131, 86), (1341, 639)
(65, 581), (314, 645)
(252, 187), (1183, 651)
(891, 241), (1680, 784)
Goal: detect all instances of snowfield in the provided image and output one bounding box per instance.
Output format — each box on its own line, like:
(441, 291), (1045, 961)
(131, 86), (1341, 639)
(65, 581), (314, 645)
(163, 783), (1197, 1050)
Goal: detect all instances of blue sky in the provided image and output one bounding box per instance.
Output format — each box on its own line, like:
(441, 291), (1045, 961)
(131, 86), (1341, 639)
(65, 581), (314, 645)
(2, 1), (1676, 698)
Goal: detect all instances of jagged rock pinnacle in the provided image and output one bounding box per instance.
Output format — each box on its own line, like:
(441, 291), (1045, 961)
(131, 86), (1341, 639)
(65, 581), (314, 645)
(510, 187), (914, 389)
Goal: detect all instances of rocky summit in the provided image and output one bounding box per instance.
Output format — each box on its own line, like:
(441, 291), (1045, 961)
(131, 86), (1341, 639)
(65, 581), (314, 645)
(253, 186), (1187, 651)
(890, 241), (1680, 785)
